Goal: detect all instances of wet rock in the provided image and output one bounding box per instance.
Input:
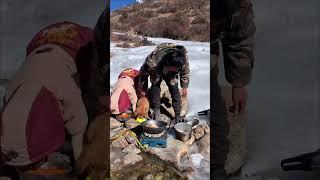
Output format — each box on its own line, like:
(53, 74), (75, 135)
(125, 118), (139, 129)
(110, 117), (122, 129)
(196, 134), (210, 155)
(193, 126), (205, 140)
(111, 136), (129, 149)
(123, 152), (143, 166)
(122, 144), (141, 154)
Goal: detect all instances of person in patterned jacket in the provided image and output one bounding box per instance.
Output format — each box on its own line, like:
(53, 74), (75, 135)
(138, 43), (190, 127)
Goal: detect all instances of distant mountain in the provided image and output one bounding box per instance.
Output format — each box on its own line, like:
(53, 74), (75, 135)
(111, 0), (209, 42)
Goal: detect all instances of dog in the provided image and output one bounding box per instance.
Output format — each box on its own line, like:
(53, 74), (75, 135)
(134, 97), (150, 118)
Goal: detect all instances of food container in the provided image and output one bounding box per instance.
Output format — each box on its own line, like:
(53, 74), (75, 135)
(174, 123), (192, 142)
(141, 119), (168, 134)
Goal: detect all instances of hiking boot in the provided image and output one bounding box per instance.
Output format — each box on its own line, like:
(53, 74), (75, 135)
(169, 115), (183, 128)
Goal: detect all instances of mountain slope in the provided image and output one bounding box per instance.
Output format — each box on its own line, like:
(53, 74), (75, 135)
(111, 0), (209, 42)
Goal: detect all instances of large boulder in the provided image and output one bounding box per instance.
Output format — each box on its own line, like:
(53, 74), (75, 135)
(145, 137), (194, 174)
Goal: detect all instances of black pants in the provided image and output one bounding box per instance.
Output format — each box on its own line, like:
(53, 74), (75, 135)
(149, 77), (181, 117)
(211, 65), (229, 169)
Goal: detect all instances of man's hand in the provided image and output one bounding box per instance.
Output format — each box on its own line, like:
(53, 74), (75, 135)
(232, 86), (248, 114)
(181, 88), (188, 97)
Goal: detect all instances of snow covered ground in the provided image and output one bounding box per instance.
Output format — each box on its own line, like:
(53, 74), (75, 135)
(110, 38), (210, 116)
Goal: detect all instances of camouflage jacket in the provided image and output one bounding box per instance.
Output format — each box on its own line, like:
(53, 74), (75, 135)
(139, 43), (190, 92)
(212, 0), (256, 87)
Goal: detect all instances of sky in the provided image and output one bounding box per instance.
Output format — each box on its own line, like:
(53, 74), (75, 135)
(111, 0), (136, 11)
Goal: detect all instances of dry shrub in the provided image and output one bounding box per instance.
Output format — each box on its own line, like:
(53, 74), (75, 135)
(111, 0), (210, 42)
(116, 42), (131, 48)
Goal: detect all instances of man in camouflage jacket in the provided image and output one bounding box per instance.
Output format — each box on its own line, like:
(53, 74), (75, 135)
(212, 0), (256, 179)
(138, 43), (190, 127)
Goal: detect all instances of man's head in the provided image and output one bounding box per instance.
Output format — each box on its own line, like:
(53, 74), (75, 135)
(164, 50), (185, 72)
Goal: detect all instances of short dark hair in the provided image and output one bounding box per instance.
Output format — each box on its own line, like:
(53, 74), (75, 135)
(164, 50), (185, 67)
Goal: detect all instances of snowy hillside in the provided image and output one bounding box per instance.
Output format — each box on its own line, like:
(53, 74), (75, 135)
(110, 37), (210, 117)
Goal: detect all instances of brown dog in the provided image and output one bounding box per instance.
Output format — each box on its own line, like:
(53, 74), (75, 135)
(134, 97), (150, 118)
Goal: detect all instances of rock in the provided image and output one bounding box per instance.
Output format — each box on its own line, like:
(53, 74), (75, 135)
(123, 152), (143, 166)
(185, 133), (195, 146)
(125, 118), (139, 129)
(145, 138), (188, 168)
(193, 126), (205, 140)
(122, 144), (141, 154)
(111, 136), (129, 149)
(199, 123), (210, 134)
(110, 147), (126, 171)
(126, 135), (138, 146)
(110, 127), (127, 139)
(178, 154), (195, 175)
(143, 174), (155, 180)
(196, 134), (210, 155)
(110, 117), (122, 129)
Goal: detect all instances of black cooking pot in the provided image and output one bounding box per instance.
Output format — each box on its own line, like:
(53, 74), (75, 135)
(141, 119), (168, 134)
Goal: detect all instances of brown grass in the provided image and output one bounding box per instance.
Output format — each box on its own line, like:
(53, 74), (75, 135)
(111, 0), (209, 42)
(111, 33), (155, 48)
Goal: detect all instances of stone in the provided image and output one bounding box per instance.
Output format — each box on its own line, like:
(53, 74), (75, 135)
(143, 174), (155, 180)
(193, 126), (205, 140)
(110, 127), (127, 139)
(125, 118), (140, 129)
(145, 138), (188, 168)
(126, 135), (138, 146)
(196, 134), (210, 155)
(111, 136), (129, 149)
(123, 152), (143, 166)
(110, 146), (126, 172)
(184, 134), (195, 146)
(110, 117), (122, 129)
(199, 123), (210, 134)
(122, 144), (141, 154)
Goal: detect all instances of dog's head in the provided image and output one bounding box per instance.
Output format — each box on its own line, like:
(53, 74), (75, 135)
(134, 97), (150, 118)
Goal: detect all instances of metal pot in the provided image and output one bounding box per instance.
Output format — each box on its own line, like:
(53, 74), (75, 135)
(174, 123), (192, 142)
(141, 119), (168, 134)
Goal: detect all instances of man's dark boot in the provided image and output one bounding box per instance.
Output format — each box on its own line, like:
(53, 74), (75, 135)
(152, 108), (161, 120)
